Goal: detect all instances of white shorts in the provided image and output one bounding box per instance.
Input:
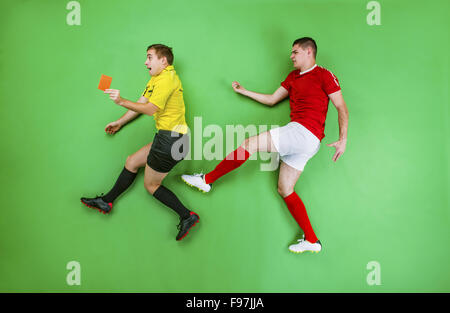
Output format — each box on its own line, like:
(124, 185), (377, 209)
(269, 122), (320, 171)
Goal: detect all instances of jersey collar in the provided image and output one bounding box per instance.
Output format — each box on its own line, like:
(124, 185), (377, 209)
(299, 64), (317, 76)
(162, 65), (175, 73)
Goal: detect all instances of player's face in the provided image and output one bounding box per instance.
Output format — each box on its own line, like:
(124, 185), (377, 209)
(290, 44), (306, 69)
(145, 49), (166, 76)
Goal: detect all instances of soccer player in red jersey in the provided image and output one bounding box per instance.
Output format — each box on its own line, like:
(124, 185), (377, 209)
(182, 37), (349, 253)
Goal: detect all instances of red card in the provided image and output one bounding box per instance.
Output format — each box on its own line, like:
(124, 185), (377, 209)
(98, 74), (112, 91)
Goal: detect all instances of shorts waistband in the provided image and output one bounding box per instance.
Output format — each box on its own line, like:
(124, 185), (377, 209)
(157, 130), (186, 137)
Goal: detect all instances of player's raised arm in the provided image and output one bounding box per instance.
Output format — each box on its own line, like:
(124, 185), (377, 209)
(232, 81), (288, 106)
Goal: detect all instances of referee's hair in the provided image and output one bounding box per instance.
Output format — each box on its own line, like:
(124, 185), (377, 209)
(147, 44), (174, 65)
(292, 37), (317, 58)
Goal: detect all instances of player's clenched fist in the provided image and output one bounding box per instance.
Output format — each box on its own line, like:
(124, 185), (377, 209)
(105, 120), (122, 135)
(232, 81), (246, 94)
(104, 89), (122, 105)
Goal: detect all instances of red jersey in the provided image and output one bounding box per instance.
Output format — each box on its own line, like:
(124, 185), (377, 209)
(281, 65), (341, 141)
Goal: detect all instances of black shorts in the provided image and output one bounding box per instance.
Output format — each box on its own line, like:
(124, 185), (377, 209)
(147, 130), (189, 173)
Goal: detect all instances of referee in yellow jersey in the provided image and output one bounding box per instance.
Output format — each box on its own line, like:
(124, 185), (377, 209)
(81, 44), (199, 241)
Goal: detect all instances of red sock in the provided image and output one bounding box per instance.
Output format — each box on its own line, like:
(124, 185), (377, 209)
(283, 192), (318, 243)
(204, 146), (251, 184)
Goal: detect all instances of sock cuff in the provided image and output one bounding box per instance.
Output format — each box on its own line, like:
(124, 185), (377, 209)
(224, 146), (251, 161)
(123, 166), (138, 176)
(283, 191), (298, 201)
(238, 145), (251, 154)
(236, 146), (251, 159)
(152, 184), (165, 198)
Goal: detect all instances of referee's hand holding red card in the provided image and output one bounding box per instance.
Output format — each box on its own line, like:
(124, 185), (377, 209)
(104, 89), (122, 105)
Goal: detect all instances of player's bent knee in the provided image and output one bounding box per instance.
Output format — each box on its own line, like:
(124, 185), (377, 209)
(240, 138), (250, 150)
(125, 155), (143, 172)
(277, 185), (293, 198)
(144, 182), (160, 195)
(241, 136), (257, 154)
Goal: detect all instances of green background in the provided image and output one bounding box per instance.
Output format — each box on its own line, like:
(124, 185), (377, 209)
(0, 0), (448, 292)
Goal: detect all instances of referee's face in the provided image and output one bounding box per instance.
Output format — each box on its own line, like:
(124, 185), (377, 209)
(145, 49), (166, 76)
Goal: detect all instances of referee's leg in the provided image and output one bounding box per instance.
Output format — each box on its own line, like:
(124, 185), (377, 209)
(143, 164), (168, 195)
(101, 142), (152, 203)
(80, 142), (152, 213)
(144, 164), (199, 240)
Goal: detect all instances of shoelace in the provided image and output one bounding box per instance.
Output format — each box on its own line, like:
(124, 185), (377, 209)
(192, 172), (208, 185)
(297, 238), (320, 245)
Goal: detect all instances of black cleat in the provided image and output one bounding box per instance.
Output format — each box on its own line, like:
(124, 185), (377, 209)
(80, 195), (112, 214)
(176, 212), (200, 241)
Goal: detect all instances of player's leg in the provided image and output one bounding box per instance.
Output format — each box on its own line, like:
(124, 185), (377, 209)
(204, 131), (277, 183)
(80, 142), (152, 214)
(146, 131), (199, 241)
(181, 131), (277, 192)
(278, 161), (322, 254)
(278, 161), (321, 251)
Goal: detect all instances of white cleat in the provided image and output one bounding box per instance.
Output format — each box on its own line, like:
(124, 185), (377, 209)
(181, 173), (212, 193)
(289, 237), (322, 254)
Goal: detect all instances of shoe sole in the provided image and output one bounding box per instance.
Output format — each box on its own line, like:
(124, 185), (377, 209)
(288, 249), (321, 254)
(177, 216), (200, 241)
(181, 177), (209, 193)
(80, 199), (111, 215)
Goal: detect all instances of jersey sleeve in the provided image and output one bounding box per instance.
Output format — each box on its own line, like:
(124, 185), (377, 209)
(148, 75), (176, 110)
(281, 71), (294, 92)
(142, 80), (152, 98)
(322, 69), (341, 95)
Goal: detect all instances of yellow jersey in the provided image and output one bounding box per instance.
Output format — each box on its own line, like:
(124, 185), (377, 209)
(142, 65), (188, 134)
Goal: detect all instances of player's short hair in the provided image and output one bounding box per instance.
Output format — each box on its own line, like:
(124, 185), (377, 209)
(147, 44), (174, 65)
(292, 37), (317, 58)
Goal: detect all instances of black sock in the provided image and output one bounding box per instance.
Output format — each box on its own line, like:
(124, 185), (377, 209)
(102, 167), (137, 203)
(153, 185), (191, 219)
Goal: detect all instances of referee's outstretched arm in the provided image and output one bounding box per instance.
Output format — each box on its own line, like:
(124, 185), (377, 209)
(117, 96), (148, 124)
(105, 89), (160, 116)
